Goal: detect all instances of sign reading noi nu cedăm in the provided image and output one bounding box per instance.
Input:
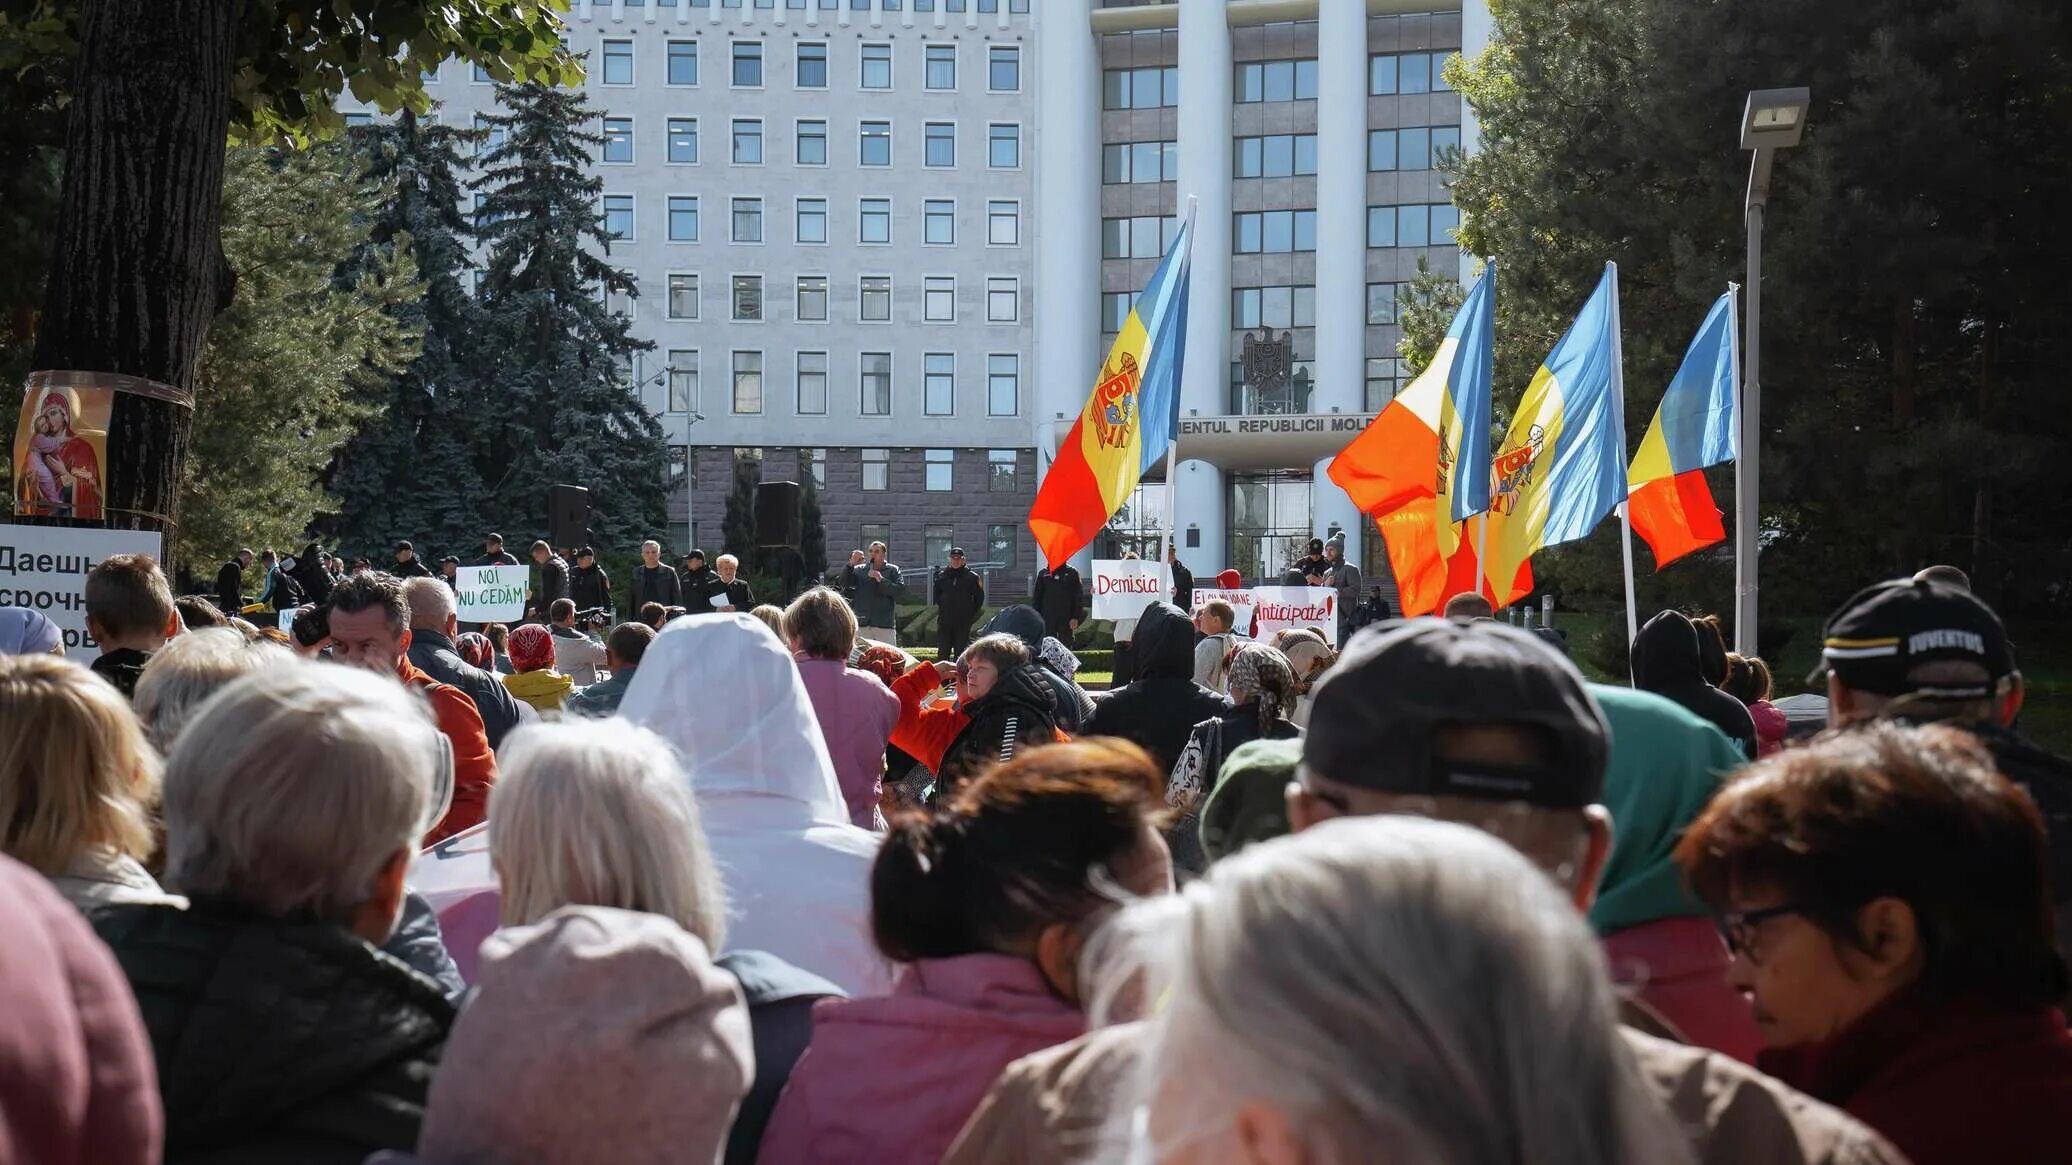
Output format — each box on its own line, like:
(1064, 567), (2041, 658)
(453, 564), (527, 623)
(1089, 559), (1173, 621)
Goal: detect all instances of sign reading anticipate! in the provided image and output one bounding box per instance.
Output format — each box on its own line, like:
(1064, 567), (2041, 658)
(453, 564), (527, 623)
(1089, 559), (1172, 620)
(1249, 585), (1339, 647)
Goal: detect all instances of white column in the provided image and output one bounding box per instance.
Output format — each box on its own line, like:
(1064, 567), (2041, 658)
(1034, 0), (1101, 574)
(1311, 0), (1367, 563)
(1174, 0), (1233, 578)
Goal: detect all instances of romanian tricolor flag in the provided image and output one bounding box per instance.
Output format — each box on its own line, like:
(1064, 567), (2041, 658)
(1627, 288), (1738, 569)
(1328, 267), (1510, 615)
(1029, 215), (1193, 567)
(1480, 264), (1629, 602)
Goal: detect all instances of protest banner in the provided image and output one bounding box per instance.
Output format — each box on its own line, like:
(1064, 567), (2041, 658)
(453, 564), (527, 623)
(1090, 558), (1172, 620)
(1250, 585), (1340, 646)
(1190, 587), (1257, 633)
(0, 523), (161, 651)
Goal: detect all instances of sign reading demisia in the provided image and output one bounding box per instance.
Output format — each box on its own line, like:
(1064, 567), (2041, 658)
(0, 524), (161, 652)
(1250, 585), (1340, 648)
(453, 564), (527, 623)
(1089, 559), (1172, 620)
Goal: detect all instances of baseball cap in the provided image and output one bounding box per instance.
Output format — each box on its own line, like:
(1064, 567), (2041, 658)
(686, 548), (706, 561)
(440, 555), (460, 565)
(1303, 619), (1609, 808)
(949, 547), (966, 557)
(1813, 577), (2014, 699)
(395, 540), (414, 552)
(577, 546), (595, 559)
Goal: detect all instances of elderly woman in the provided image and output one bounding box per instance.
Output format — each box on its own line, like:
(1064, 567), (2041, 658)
(92, 661), (455, 1164)
(1, 605), (65, 655)
(1270, 627), (1336, 728)
(133, 626), (292, 752)
(500, 623), (574, 716)
(1164, 642), (1301, 874)
(0, 654), (174, 912)
(785, 587), (899, 829)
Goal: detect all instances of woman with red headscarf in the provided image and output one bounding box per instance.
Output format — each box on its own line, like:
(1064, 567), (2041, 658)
(499, 624), (574, 718)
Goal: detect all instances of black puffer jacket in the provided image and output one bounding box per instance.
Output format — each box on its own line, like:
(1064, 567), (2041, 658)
(979, 605), (1094, 734)
(291, 543), (333, 606)
(1085, 601), (1234, 773)
(1631, 610), (1759, 759)
(937, 663), (1060, 797)
(93, 899), (453, 1165)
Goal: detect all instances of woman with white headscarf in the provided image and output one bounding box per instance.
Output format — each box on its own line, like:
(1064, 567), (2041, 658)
(618, 612), (894, 997)
(1165, 642), (1301, 874)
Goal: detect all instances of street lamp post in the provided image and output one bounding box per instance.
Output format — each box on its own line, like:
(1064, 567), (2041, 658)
(1736, 87), (1811, 655)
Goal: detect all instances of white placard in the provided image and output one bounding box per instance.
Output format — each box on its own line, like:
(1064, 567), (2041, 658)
(1089, 559), (1172, 621)
(277, 608), (298, 633)
(0, 523), (161, 652)
(452, 564), (527, 623)
(1190, 587), (1257, 634)
(1250, 585), (1340, 647)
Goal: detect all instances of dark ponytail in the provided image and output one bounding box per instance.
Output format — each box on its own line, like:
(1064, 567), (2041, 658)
(870, 739), (1167, 963)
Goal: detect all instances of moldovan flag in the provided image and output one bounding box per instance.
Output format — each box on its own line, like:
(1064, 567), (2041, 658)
(1030, 215), (1193, 566)
(1627, 288), (1738, 569)
(1328, 267), (1510, 616)
(1480, 264), (1629, 602)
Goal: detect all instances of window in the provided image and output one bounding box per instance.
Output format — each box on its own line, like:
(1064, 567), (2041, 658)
(988, 449), (1017, 493)
(925, 44), (956, 90)
(987, 199), (1019, 246)
(924, 122), (955, 167)
(925, 449), (954, 492)
(601, 117), (633, 163)
(1432, 204), (1461, 244)
(1369, 51), (1455, 95)
(796, 352), (828, 414)
(987, 353), (1018, 416)
(924, 353), (954, 416)
(860, 43), (892, 89)
(925, 276), (955, 321)
(860, 523), (890, 551)
(731, 197), (763, 243)
(1232, 285), (1316, 329)
(794, 198), (828, 244)
(988, 124), (1020, 168)
(924, 199), (954, 245)
(1102, 140), (1177, 183)
(1101, 292), (1131, 333)
(1370, 204), (1464, 249)
(665, 117), (699, 164)
(808, 447), (828, 489)
(859, 121), (891, 166)
(1366, 282), (1398, 325)
(989, 45), (1020, 92)
(1233, 210), (1318, 254)
(986, 276), (1018, 323)
(668, 273), (699, 318)
(796, 119), (827, 165)
(603, 194), (634, 240)
(732, 118), (763, 164)
(1233, 134), (1318, 178)
(474, 62), (493, 83)
(860, 353), (892, 415)
(731, 351), (764, 413)
(924, 526), (954, 571)
(732, 42), (763, 86)
(1234, 58), (1318, 103)
(796, 275), (829, 320)
(603, 277), (634, 319)
(1101, 215), (1179, 259)
(1365, 357), (1400, 411)
(988, 523), (1017, 569)
(667, 196), (699, 241)
(732, 274), (764, 320)
(862, 449), (890, 492)
(1101, 65), (1177, 109)
(796, 42), (828, 87)
(667, 40), (698, 85)
(474, 114), (505, 160)
(667, 350), (699, 412)
(344, 111), (374, 127)
(1397, 205), (1429, 248)
(860, 198), (891, 244)
(1368, 126), (1462, 172)
(601, 39), (634, 85)
(860, 276), (891, 322)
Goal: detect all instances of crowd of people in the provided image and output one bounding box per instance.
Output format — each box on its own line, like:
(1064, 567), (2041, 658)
(4, 538), (2071, 1165)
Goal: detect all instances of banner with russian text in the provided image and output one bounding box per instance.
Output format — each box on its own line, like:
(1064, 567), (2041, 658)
(0, 524), (161, 651)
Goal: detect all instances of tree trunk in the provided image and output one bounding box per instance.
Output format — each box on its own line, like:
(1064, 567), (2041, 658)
(29, 0), (242, 544)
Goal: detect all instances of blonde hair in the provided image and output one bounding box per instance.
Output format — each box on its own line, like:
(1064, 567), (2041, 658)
(490, 720), (728, 949)
(134, 627), (294, 752)
(0, 654), (160, 875)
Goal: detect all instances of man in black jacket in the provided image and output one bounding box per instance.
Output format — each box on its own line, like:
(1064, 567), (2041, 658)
(1167, 543), (1195, 613)
(403, 576), (527, 751)
(529, 540), (568, 622)
(479, 532), (519, 567)
(629, 539), (682, 616)
(391, 540), (433, 579)
(934, 547), (986, 659)
(1630, 609), (1759, 758)
(568, 546), (612, 614)
(1085, 601), (1234, 773)
(680, 549), (727, 615)
(215, 547), (252, 615)
(1032, 562), (1085, 643)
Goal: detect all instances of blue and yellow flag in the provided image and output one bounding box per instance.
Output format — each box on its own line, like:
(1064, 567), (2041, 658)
(1482, 264), (1629, 601)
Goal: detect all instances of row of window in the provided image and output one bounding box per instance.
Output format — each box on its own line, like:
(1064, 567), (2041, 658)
(1100, 279), (1452, 335)
(1101, 140), (1178, 185)
(1369, 126), (1464, 172)
(765, 448), (1018, 497)
(650, 272), (1022, 325)
(1371, 51), (1458, 96)
(593, 194), (1023, 247)
(1235, 133), (1318, 179)
(1099, 206), (1454, 260)
(564, 37), (1021, 92)
(1235, 58), (1319, 104)
(1368, 203), (1462, 248)
(1102, 66), (1179, 110)
(595, 115), (1021, 169)
(1234, 209), (1318, 254)
(665, 349), (1021, 417)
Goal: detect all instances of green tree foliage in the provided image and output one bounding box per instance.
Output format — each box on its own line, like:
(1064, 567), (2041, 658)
(472, 79), (667, 556)
(177, 143), (421, 565)
(721, 453), (759, 563)
(798, 471), (829, 582)
(1425, 0), (2072, 622)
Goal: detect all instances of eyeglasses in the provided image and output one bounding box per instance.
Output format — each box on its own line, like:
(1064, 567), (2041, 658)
(1716, 902), (1811, 962)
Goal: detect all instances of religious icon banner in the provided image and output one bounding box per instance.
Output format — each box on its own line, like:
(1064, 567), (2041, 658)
(13, 376), (115, 521)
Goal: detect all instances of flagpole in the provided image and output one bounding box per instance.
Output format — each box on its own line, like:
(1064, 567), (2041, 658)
(1726, 280), (1747, 652)
(1607, 262), (1640, 651)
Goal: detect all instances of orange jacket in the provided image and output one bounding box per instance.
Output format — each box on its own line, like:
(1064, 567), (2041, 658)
(889, 662), (965, 772)
(400, 657), (497, 845)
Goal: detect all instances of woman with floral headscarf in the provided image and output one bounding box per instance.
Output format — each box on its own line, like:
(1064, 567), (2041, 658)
(1271, 627), (1338, 728)
(1165, 642), (1301, 873)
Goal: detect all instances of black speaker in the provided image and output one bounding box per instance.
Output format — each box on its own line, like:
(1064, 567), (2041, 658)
(548, 484), (591, 548)
(756, 481), (803, 549)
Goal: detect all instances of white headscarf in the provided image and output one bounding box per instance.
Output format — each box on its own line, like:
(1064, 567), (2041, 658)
(619, 612), (848, 825)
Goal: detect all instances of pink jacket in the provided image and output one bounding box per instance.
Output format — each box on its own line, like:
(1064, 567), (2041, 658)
(1603, 914), (1763, 1064)
(756, 954), (1085, 1165)
(794, 656), (900, 829)
(1750, 699), (1789, 757)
